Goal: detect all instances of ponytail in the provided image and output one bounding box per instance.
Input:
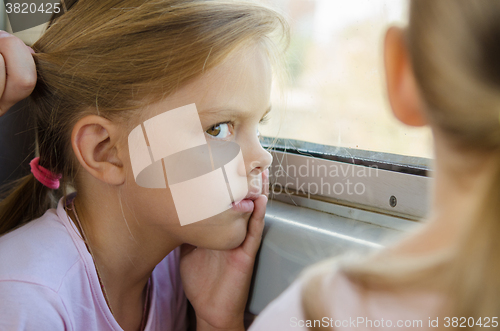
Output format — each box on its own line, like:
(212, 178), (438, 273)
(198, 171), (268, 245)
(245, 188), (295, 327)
(451, 154), (500, 321)
(0, 0), (68, 237)
(0, 0), (77, 237)
(0, 173), (57, 236)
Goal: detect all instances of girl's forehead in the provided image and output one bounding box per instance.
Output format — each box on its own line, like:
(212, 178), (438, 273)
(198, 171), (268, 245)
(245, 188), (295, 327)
(144, 47), (272, 120)
(197, 46), (271, 94)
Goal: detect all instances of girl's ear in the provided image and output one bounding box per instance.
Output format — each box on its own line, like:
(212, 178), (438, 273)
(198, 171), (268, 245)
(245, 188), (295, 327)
(384, 26), (428, 127)
(71, 115), (125, 185)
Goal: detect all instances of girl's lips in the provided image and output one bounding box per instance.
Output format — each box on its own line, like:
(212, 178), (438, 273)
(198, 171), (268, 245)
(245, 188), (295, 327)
(231, 199), (255, 213)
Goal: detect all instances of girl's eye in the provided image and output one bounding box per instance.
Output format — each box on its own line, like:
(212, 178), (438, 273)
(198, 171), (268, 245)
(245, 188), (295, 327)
(206, 123), (231, 139)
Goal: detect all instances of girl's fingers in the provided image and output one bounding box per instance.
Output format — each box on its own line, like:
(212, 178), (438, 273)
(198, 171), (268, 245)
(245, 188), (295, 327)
(241, 195), (267, 257)
(0, 31), (37, 117)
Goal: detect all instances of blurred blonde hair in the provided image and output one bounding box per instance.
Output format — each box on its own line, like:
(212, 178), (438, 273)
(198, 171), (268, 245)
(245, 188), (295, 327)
(0, 0), (289, 235)
(302, 1), (500, 329)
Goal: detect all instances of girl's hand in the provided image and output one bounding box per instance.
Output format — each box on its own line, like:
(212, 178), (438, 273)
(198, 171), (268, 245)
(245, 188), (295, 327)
(180, 192), (268, 331)
(0, 31), (37, 117)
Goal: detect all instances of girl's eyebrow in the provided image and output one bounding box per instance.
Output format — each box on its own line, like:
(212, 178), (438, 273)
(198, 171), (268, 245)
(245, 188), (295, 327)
(199, 105), (272, 119)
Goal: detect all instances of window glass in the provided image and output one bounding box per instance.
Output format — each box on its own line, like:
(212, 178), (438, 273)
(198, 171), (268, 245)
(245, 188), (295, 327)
(260, 0), (433, 159)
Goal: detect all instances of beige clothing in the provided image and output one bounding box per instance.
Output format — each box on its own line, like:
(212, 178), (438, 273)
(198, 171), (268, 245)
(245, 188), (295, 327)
(249, 270), (443, 330)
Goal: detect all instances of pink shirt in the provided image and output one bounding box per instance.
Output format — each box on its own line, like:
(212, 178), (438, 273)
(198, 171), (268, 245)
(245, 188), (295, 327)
(0, 196), (187, 331)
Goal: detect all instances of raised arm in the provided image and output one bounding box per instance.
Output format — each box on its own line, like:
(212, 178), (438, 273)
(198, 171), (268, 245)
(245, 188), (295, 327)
(0, 31), (36, 117)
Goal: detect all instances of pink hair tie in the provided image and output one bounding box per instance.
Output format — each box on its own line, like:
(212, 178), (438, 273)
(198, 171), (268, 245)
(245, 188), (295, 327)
(29, 157), (62, 190)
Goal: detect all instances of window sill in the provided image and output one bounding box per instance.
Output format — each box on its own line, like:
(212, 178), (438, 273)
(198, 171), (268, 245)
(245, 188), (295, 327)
(248, 198), (420, 314)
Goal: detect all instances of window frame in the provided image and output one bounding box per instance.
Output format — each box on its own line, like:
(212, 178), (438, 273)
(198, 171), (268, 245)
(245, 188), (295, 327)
(261, 137), (433, 221)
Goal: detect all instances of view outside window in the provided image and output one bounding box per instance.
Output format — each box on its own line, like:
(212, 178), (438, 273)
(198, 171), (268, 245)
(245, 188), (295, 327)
(259, 0), (433, 159)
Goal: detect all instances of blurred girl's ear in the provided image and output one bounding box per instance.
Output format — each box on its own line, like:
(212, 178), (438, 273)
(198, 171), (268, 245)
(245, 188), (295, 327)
(384, 26), (428, 127)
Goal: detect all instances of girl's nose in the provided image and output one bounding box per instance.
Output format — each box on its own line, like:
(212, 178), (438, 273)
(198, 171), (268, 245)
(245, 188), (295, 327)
(247, 143), (273, 176)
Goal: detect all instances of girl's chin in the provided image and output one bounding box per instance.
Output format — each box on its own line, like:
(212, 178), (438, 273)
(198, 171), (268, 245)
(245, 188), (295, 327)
(179, 209), (251, 249)
(223, 218), (250, 248)
(206, 215), (249, 249)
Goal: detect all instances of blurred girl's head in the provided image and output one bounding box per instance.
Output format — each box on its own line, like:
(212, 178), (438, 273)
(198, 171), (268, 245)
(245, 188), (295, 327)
(0, 0), (288, 246)
(396, 0), (500, 149)
(302, 0), (500, 327)
(389, 0), (500, 318)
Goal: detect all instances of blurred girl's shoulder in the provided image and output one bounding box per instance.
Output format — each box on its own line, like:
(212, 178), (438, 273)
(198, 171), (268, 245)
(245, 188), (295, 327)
(250, 263), (446, 331)
(326, 271), (445, 327)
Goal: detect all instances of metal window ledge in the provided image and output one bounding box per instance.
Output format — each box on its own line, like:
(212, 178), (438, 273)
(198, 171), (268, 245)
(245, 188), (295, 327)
(247, 199), (421, 314)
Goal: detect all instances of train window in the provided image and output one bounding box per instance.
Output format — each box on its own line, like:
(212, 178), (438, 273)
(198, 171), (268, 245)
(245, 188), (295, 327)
(254, 0), (431, 224)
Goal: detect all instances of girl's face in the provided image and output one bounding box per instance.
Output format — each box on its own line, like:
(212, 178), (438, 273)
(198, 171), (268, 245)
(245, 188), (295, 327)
(121, 45), (273, 250)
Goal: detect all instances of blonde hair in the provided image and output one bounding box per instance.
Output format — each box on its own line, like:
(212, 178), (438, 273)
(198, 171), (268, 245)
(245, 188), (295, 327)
(302, 1), (500, 329)
(0, 0), (289, 235)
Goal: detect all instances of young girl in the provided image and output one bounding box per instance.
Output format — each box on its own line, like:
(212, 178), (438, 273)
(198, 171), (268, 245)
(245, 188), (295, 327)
(0, 1), (287, 330)
(250, 0), (500, 330)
